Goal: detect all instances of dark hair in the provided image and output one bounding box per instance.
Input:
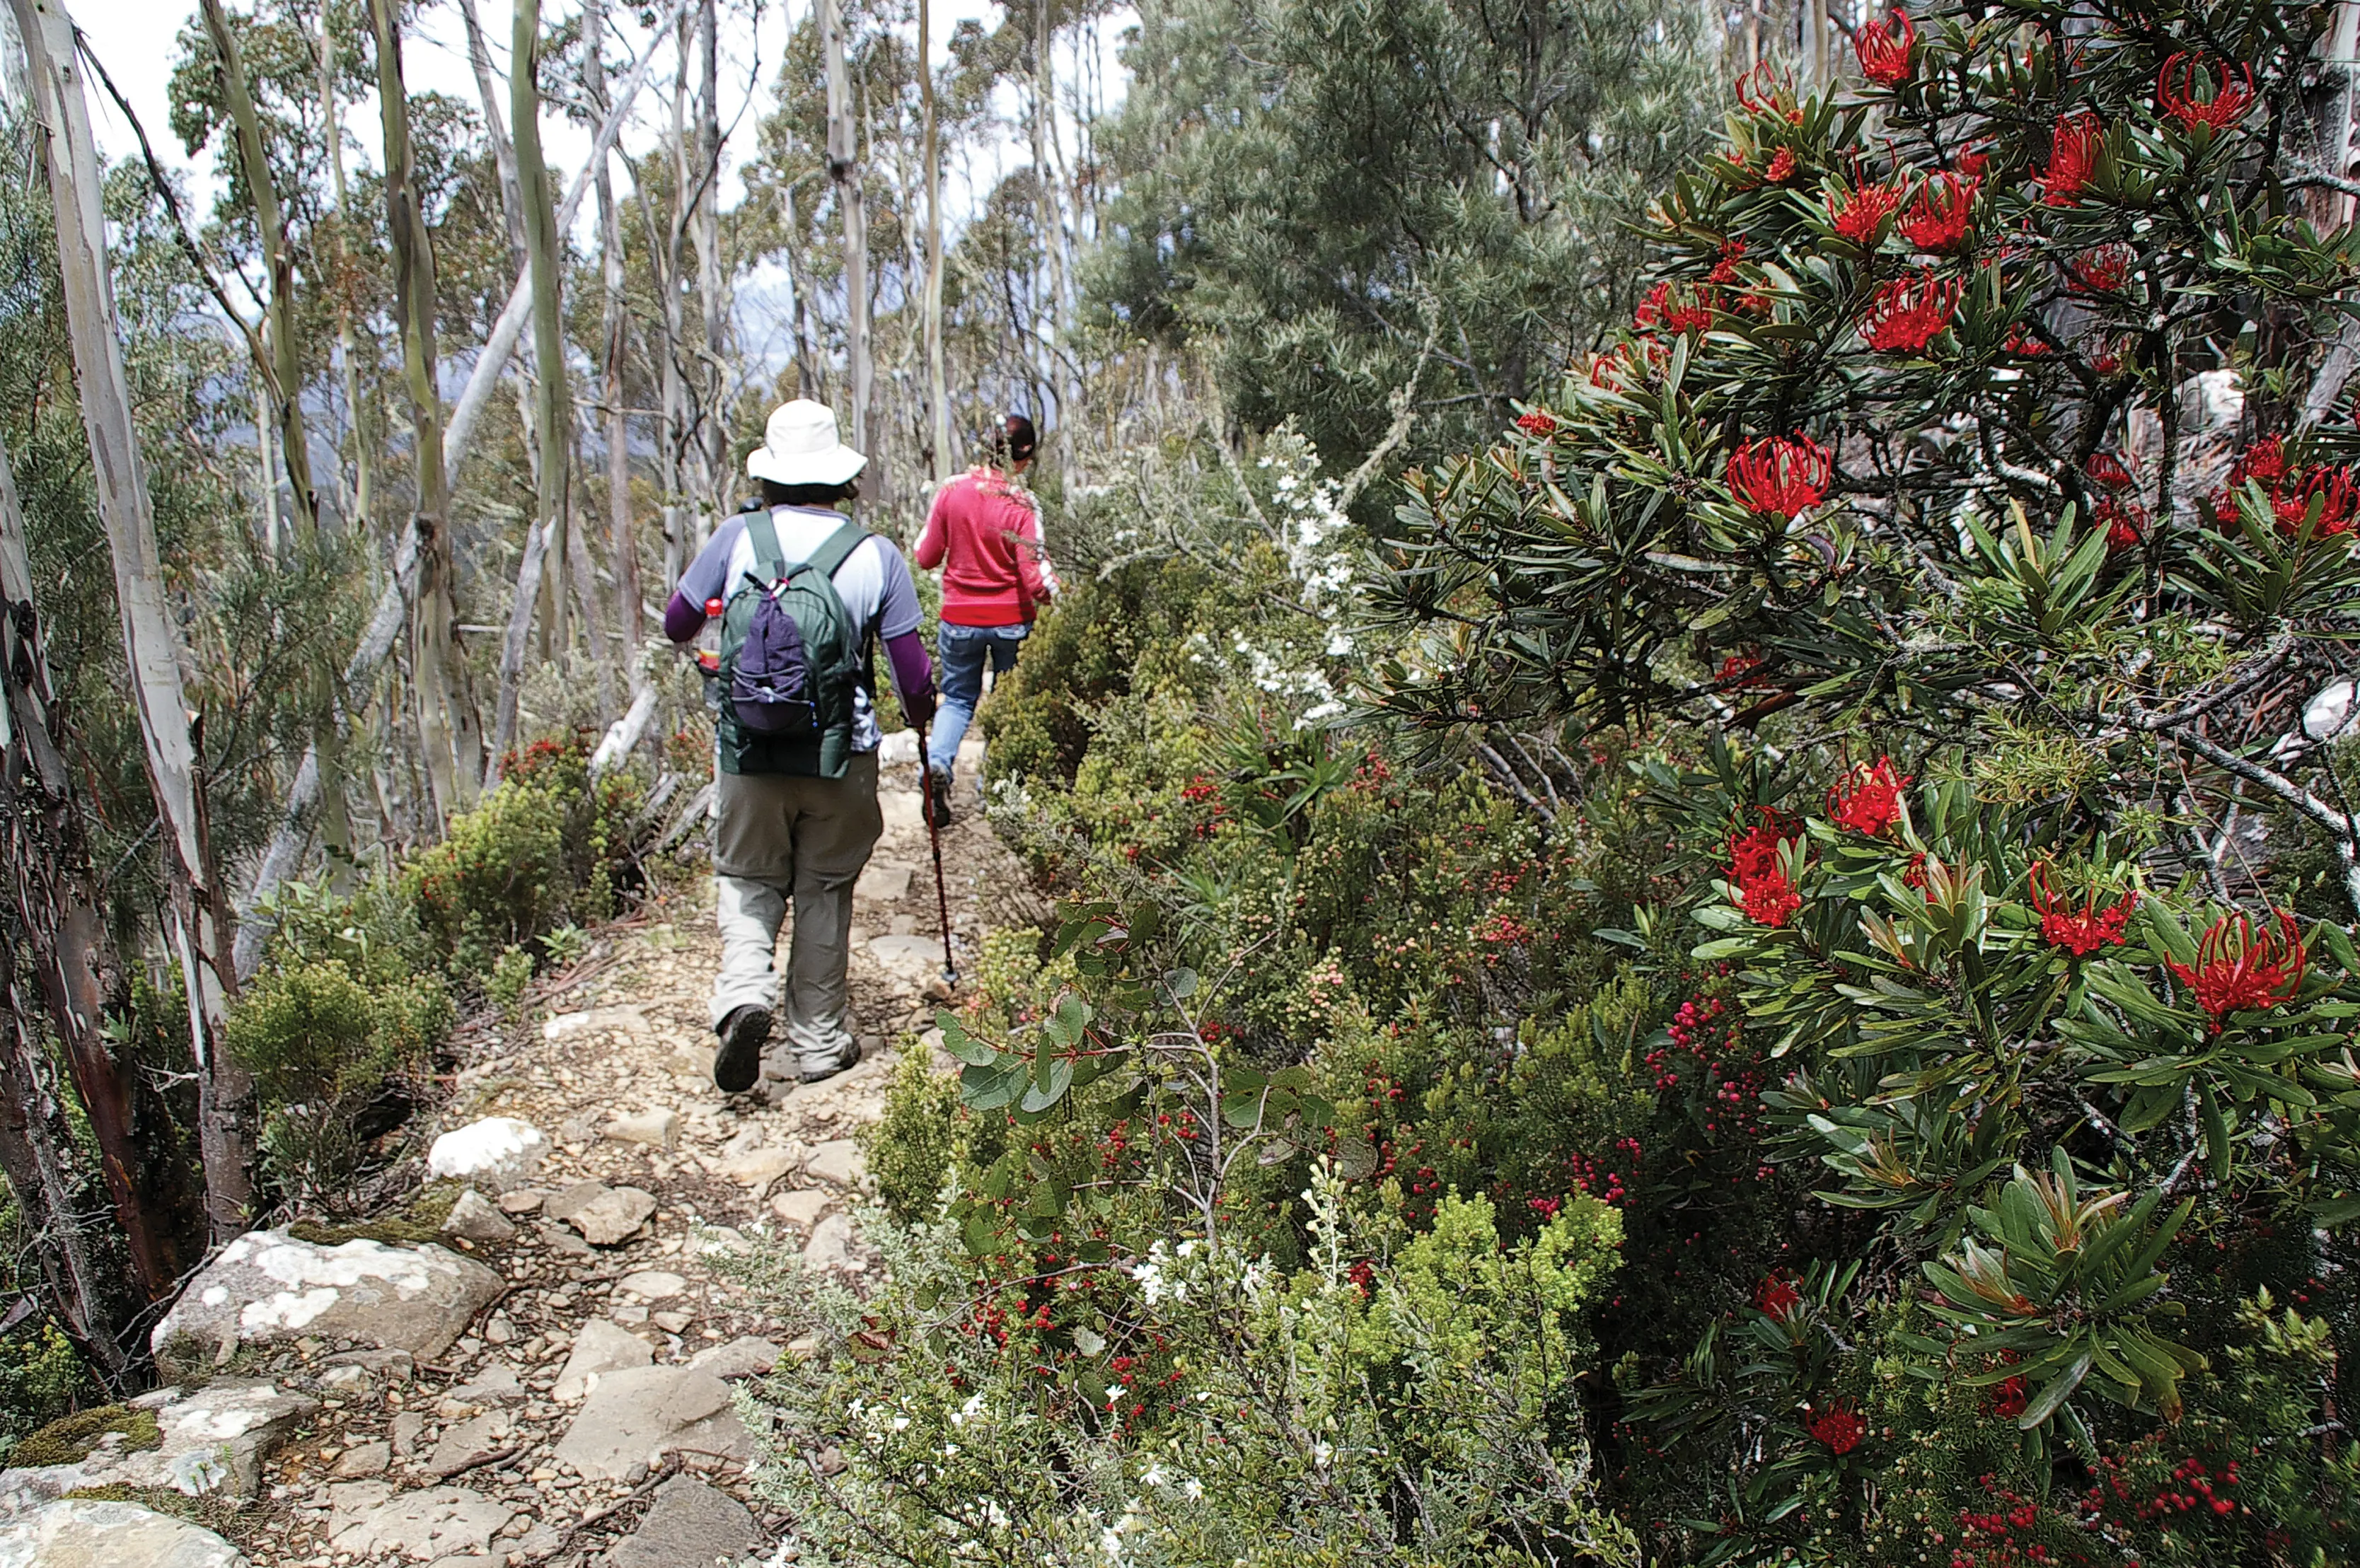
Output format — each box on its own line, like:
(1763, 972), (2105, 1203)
(989, 413), (1038, 467)
(759, 477), (861, 508)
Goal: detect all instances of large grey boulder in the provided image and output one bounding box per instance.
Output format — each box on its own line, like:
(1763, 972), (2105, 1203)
(0, 1383), (316, 1506)
(551, 1365), (751, 1481)
(151, 1230), (502, 1379)
(604, 1474), (757, 1568)
(0, 1499), (249, 1568)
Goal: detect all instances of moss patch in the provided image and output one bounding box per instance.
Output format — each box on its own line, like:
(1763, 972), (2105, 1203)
(2, 1405), (162, 1470)
(286, 1180), (468, 1249)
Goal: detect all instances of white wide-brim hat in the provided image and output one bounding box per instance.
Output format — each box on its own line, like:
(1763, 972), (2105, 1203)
(746, 398), (867, 487)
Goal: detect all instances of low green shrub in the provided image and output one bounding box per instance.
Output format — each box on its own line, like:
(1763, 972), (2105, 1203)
(226, 960), (447, 1202)
(744, 1172), (1636, 1567)
(400, 735), (646, 980)
(862, 1040), (959, 1226)
(0, 1321), (98, 1461)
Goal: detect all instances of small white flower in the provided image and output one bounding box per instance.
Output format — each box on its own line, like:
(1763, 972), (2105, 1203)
(1141, 1461), (1169, 1487)
(1312, 1440), (1335, 1467)
(1184, 1476), (1204, 1500)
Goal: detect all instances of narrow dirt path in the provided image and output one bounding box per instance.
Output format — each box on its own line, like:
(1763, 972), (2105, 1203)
(238, 747), (1023, 1567)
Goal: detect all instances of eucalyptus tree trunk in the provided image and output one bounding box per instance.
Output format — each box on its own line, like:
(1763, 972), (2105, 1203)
(514, 0), (568, 656)
(318, 14), (371, 535)
(922, 0), (948, 480)
(441, 0), (686, 497)
(1029, 0), (1069, 422)
(695, 0), (730, 517)
(0, 428), (191, 1357)
(370, 0), (480, 825)
(822, 0), (872, 458)
(588, 0), (641, 674)
(458, 0), (529, 274)
(11, 0), (252, 1238)
(199, 0), (318, 538)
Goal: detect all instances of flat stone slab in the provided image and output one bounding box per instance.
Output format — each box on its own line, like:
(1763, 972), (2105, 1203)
(686, 1337), (780, 1381)
(425, 1118), (547, 1194)
(604, 1110), (679, 1151)
(605, 1474), (757, 1568)
(550, 1364), (751, 1482)
(618, 1270), (688, 1301)
(151, 1231), (500, 1379)
(439, 1190), (516, 1243)
(769, 1188), (833, 1230)
(867, 934), (946, 977)
(541, 1006), (651, 1043)
(0, 1499), (250, 1567)
(326, 1485), (513, 1561)
(542, 1182), (656, 1247)
(855, 862), (914, 904)
(802, 1140), (864, 1187)
(424, 1412), (514, 1480)
(551, 1318), (652, 1403)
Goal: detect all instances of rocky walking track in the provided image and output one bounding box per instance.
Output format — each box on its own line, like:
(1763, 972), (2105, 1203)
(0, 748), (1014, 1568)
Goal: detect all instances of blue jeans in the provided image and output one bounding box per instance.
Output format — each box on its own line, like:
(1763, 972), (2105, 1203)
(930, 622), (1026, 790)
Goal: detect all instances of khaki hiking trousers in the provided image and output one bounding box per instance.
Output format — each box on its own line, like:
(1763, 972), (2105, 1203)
(708, 752), (882, 1073)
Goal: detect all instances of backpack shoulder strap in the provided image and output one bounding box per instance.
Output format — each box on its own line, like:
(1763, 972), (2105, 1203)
(803, 519), (869, 581)
(744, 509), (789, 584)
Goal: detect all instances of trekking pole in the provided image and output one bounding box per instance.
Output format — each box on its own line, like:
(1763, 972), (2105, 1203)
(913, 724), (960, 991)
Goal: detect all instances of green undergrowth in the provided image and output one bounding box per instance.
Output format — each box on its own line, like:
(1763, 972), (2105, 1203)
(1, 1404), (161, 1470)
(222, 732), (657, 1209)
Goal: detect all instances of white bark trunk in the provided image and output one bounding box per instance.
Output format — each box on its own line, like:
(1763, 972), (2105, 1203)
(444, 0), (689, 496)
(13, 0), (250, 1236)
(822, 0), (871, 456)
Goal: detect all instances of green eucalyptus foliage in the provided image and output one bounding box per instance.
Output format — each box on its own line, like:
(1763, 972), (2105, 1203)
(1094, 0), (1717, 484)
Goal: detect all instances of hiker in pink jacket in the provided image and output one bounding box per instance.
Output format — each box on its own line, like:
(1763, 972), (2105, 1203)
(912, 414), (1060, 824)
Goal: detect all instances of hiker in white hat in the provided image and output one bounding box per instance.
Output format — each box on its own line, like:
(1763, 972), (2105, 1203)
(662, 399), (939, 1095)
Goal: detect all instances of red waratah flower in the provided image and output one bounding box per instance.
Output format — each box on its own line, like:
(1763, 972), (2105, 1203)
(1829, 178), (1905, 243)
(1636, 281), (1718, 335)
(1728, 812), (1806, 927)
(1728, 815), (1795, 883)
(1899, 173), (1977, 252)
(1718, 651), (1769, 689)
(2041, 112), (2103, 206)
(1809, 1402), (1867, 1455)
(1955, 144), (1991, 180)
(1708, 238), (1748, 284)
(1856, 8), (1914, 85)
(1989, 1376), (2029, 1419)
(1740, 867), (1804, 927)
(2168, 910), (2307, 1026)
(1863, 269), (1960, 353)
(2158, 52), (2255, 133)
(2096, 495), (2145, 551)
(1516, 410), (1559, 437)
(2233, 434), (2290, 485)
(2003, 325), (2052, 357)
(1827, 756), (1910, 836)
(2069, 243), (2134, 295)
(1764, 146), (1798, 182)
(1756, 1272), (1803, 1317)
(2271, 466), (2360, 537)
(1727, 434), (1833, 521)
(2084, 451), (2134, 489)
(2028, 863), (2136, 955)
(1735, 60), (1785, 117)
